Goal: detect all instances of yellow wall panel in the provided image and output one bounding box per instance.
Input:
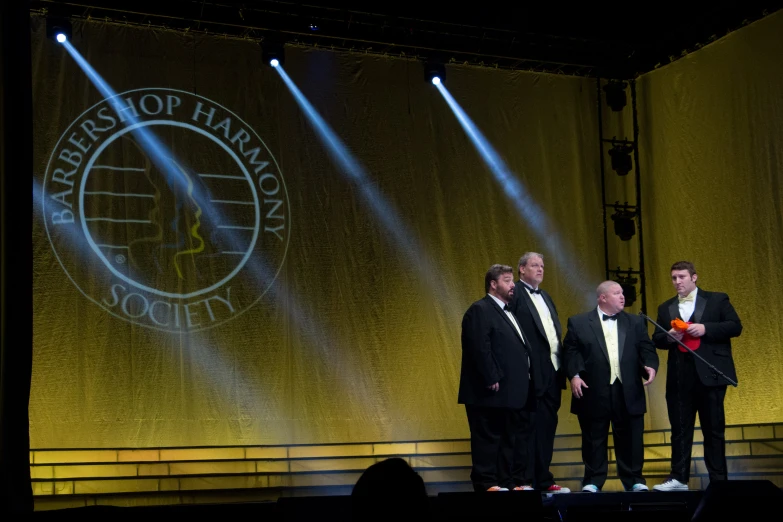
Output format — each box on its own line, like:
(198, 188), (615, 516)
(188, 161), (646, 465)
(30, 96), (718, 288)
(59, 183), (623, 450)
(30, 466), (54, 480)
(54, 464), (138, 479)
(169, 461), (255, 476)
(138, 464), (169, 476)
(553, 436), (581, 450)
(73, 479), (159, 495)
(409, 455), (472, 468)
(159, 448), (245, 462)
(288, 445), (374, 459)
(750, 441), (783, 456)
(372, 443), (416, 455)
(178, 475), (267, 491)
(743, 426), (776, 440)
(289, 457), (376, 473)
(415, 442), (471, 455)
(34, 450), (117, 464)
(255, 460), (290, 473)
(289, 472), (362, 488)
(118, 450), (160, 462)
(245, 447), (288, 460)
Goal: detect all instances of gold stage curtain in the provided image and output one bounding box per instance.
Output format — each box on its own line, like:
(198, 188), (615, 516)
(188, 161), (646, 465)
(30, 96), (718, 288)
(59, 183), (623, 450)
(30, 17), (603, 448)
(637, 11), (783, 427)
(30, 11), (783, 450)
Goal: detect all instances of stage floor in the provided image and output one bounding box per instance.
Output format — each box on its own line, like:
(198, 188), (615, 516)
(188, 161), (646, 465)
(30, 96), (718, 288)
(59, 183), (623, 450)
(31, 489), (708, 520)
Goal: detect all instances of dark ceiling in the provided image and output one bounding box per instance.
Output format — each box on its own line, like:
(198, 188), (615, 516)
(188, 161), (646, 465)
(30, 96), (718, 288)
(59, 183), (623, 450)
(31, 0), (783, 77)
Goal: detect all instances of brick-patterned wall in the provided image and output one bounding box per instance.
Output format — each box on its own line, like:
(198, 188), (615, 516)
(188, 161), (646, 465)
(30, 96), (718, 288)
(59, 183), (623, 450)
(32, 423), (783, 511)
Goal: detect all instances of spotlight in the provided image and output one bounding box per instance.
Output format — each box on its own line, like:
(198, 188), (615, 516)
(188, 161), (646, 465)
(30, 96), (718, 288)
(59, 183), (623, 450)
(614, 274), (638, 307)
(309, 23), (319, 31)
(611, 207), (636, 241)
(424, 61), (446, 86)
(603, 81), (628, 111)
(261, 40), (285, 68)
(46, 17), (72, 44)
(608, 141), (634, 176)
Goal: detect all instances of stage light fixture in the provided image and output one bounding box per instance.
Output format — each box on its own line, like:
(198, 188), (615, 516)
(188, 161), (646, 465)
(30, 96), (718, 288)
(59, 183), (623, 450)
(608, 141), (634, 176)
(261, 40), (285, 68)
(603, 81), (628, 111)
(46, 17), (72, 44)
(424, 61), (446, 85)
(614, 274), (638, 307)
(611, 208), (636, 241)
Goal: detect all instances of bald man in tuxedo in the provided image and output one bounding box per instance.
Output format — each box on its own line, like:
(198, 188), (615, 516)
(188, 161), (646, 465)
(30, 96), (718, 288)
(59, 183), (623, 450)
(564, 281), (658, 492)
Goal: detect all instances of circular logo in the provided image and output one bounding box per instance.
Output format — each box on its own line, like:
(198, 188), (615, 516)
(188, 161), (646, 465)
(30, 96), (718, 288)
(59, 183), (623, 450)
(43, 88), (290, 332)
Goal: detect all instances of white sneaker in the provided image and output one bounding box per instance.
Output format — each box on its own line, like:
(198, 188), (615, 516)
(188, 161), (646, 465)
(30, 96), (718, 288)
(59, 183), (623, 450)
(630, 483), (649, 492)
(582, 484), (599, 493)
(653, 478), (688, 491)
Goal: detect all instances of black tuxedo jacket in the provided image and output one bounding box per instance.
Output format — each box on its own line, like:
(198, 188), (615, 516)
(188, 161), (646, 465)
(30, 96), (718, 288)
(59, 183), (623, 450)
(564, 310), (658, 418)
(458, 295), (533, 409)
(509, 281), (566, 395)
(653, 289), (742, 387)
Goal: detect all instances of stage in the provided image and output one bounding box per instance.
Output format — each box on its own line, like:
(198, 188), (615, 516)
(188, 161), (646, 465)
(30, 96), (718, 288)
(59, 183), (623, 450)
(4, 1), (783, 517)
(30, 487), (783, 521)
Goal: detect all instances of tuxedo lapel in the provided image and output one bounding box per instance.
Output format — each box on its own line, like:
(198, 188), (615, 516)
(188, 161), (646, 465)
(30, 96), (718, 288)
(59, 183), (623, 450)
(668, 300), (679, 322)
(542, 291), (562, 339)
(617, 313), (627, 361)
(588, 310), (610, 363)
(693, 291), (708, 323)
(523, 290), (548, 340)
(491, 299), (525, 345)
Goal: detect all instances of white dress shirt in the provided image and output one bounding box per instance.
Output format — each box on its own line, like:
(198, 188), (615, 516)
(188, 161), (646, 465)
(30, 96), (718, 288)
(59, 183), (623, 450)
(678, 288), (698, 321)
(598, 306), (622, 384)
(521, 282), (561, 371)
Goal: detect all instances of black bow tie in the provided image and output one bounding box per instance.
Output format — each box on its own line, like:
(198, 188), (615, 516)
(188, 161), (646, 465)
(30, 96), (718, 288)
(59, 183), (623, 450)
(527, 287), (541, 295)
(503, 304), (511, 312)
(603, 314), (618, 321)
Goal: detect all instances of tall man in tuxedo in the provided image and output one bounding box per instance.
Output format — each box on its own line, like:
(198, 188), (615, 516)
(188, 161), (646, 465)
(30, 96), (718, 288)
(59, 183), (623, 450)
(459, 264), (534, 492)
(652, 261), (742, 491)
(508, 252), (569, 493)
(564, 281), (659, 492)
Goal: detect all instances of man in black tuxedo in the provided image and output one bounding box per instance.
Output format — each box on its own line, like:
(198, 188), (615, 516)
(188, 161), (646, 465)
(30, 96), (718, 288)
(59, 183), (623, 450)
(459, 264), (533, 492)
(508, 252), (569, 493)
(652, 261), (742, 491)
(564, 281), (659, 492)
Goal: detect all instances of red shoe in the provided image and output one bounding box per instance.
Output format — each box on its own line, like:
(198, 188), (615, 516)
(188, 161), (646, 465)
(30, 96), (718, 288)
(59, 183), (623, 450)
(513, 485), (534, 491)
(545, 484), (571, 493)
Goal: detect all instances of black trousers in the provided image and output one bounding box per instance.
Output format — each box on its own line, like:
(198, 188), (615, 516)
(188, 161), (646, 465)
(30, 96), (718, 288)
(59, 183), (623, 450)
(667, 350), (728, 482)
(513, 373), (562, 488)
(465, 405), (521, 491)
(577, 382), (645, 491)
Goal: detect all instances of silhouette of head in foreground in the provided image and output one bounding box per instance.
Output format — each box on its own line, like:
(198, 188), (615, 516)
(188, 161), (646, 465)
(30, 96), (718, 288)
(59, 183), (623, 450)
(351, 457), (429, 520)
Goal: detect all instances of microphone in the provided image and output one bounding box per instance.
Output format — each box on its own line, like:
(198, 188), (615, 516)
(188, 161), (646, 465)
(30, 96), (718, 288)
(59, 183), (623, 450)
(637, 312), (737, 387)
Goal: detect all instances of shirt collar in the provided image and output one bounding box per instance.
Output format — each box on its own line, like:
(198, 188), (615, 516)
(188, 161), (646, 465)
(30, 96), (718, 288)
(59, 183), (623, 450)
(597, 306), (617, 319)
(488, 293), (507, 310)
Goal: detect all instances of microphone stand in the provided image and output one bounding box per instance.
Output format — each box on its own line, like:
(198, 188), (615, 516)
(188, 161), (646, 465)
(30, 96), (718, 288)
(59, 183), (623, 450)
(638, 312), (738, 387)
